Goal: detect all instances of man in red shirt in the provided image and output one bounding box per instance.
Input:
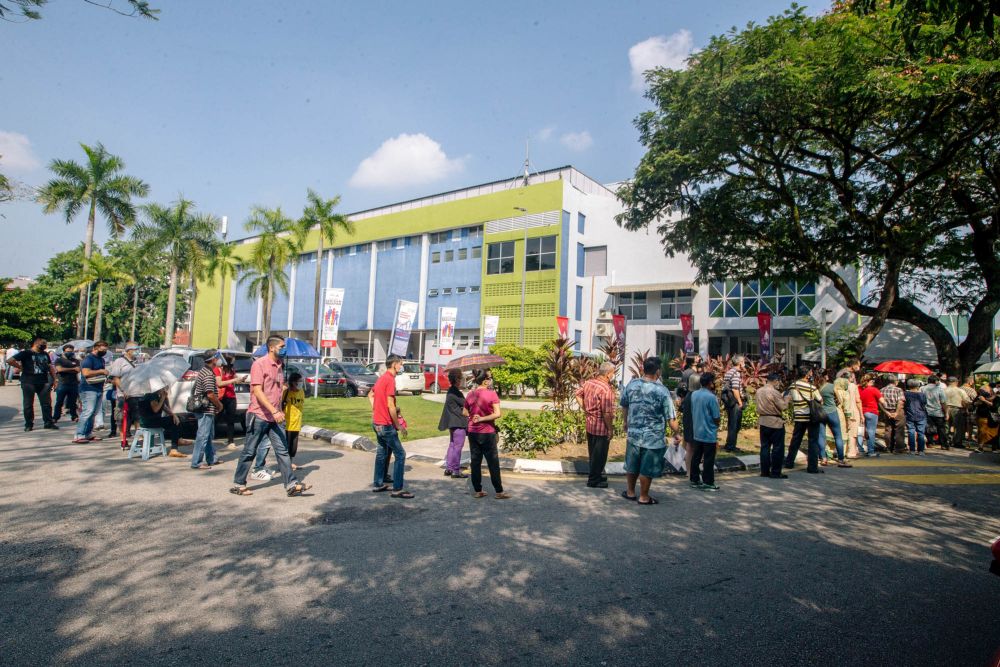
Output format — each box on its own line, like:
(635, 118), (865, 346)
(230, 335), (311, 497)
(372, 354), (413, 498)
(575, 361), (617, 488)
(858, 373), (887, 457)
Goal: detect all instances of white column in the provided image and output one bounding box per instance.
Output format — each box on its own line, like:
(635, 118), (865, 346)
(367, 242), (378, 330)
(286, 260), (297, 332)
(417, 233), (430, 330)
(325, 249), (334, 288)
(693, 284), (710, 357)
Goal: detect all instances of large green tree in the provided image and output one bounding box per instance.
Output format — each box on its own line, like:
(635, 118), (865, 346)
(0, 279), (61, 345)
(69, 249), (133, 341)
(37, 142), (149, 336)
(205, 241), (242, 348)
(132, 199), (218, 348)
(299, 189), (352, 349)
(617, 5), (1000, 377)
(241, 206), (305, 342)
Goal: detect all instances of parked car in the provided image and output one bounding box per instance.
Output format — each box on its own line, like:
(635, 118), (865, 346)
(422, 364), (451, 392)
(152, 347), (252, 429)
(364, 361), (425, 395)
(327, 361), (379, 397)
(285, 360), (350, 398)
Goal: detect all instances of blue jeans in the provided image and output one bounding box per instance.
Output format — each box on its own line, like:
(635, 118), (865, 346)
(863, 412), (880, 455)
(76, 390), (101, 438)
(252, 435), (271, 472)
(191, 412), (218, 467)
(907, 419), (927, 452)
(822, 411), (846, 461)
(373, 423), (406, 491)
(234, 414), (296, 489)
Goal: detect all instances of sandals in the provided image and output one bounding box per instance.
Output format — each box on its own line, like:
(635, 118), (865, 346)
(372, 485), (390, 493)
(229, 486), (253, 496)
(495, 492), (511, 499)
(620, 490), (637, 501)
(194, 464), (211, 470)
(390, 490), (414, 499)
(473, 491), (487, 498)
(637, 496), (660, 505)
(837, 461), (853, 468)
(286, 483), (312, 497)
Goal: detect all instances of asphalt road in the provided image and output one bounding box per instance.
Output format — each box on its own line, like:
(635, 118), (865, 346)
(0, 384), (998, 667)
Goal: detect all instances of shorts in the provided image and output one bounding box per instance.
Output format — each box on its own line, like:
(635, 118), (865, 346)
(624, 442), (665, 478)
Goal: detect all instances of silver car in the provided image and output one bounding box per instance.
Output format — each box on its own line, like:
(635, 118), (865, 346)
(151, 348), (253, 428)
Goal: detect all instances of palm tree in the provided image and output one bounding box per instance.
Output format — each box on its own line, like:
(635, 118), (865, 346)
(243, 206), (305, 341)
(206, 242), (242, 348)
(132, 198), (218, 348)
(299, 189), (353, 349)
(37, 142), (149, 336)
(70, 250), (134, 341)
(237, 262), (290, 345)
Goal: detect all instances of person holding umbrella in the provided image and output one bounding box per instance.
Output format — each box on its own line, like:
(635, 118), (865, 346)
(119, 352), (194, 457)
(463, 369), (509, 499)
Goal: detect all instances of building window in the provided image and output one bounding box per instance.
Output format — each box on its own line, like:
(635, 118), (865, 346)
(575, 285), (583, 320)
(470, 285), (480, 293)
(430, 231), (452, 244)
(471, 246), (482, 259)
(618, 292), (647, 320)
(576, 243), (585, 278)
(457, 286), (467, 294)
(458, 248), (468, 261)
(443, 287), (452, 295)
(486, 241), (515, 275)
(459, 334), (469, 347)
(466, 226), (483, 240)
(428, 289), (439, 297)
(349, 245), (358, 256)
(445, 249), (454, 262)
(660, 289), (693, 319)
(577, 212), (586, 235)
(708, 280), (817, 318)
(431, 251), (441, 264)
(472, 335), (480, 348)
(583, 246), (607, 277)
(525, 235), (557, 272)
(395, 237), (406, 249)
(573, 330), (582, 350)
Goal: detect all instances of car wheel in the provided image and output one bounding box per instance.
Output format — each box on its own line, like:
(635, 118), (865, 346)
(346, 385), (357, 398)
(431, 382), (440, 393)
(412, 390), (422, 396)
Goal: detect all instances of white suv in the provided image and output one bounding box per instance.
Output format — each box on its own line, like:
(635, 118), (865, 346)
(366, 361), (425, 395)
(151, 348), (253, 428)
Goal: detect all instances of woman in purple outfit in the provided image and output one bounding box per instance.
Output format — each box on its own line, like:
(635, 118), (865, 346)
(437, 369), (469, 478)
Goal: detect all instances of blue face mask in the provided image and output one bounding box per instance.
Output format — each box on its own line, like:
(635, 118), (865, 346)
(276, 347), (287, 358)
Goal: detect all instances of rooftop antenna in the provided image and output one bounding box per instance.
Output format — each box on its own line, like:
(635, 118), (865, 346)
(507, 136), (540, 190)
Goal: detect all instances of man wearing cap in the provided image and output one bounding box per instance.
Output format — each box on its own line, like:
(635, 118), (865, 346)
(231, 336), (311, 496)
(107, 342), (140, 441)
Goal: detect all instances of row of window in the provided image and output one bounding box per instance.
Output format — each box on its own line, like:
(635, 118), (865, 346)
(618, 290), (695, 320)
(433, 334), (481, 349)
(485, 236), (558, 275)
(427, 286), (481, 297)
(431, 246), (482, 263)
(429, 226), (483, 244)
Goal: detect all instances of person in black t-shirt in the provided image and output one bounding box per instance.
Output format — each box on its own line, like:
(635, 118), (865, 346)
(53, 343), (81, 422)
(9, 337), (57, 431)
(137, 388), (193, 455)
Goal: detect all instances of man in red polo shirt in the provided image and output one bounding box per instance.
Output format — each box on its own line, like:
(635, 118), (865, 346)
(230, 335), (311, 497)
(371, 354), (414, 498)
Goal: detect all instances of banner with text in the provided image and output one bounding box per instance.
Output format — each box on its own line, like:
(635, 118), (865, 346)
(389, 299), (419, 357)
(482, 315), (499, 350)
(679, 313), (694, 354)
(556, 316), (569, 340)
(612, 314), (627, 348)
(438, 307), (457, 356)
(320, 287), (345, 348)
(757, 312), (773, 361)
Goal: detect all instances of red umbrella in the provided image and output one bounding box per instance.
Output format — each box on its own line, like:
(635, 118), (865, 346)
(873, 360), (933, 375)
(443, 353), (507, 371)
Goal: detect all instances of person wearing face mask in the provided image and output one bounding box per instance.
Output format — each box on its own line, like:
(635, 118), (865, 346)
(107, 342), (141, 443)
(73, 341), (110, 444)
(9, 337), (58, 431)
(53, 344), (81, 423)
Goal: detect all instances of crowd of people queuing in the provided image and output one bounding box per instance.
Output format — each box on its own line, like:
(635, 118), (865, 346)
(3, 334), (999, 502)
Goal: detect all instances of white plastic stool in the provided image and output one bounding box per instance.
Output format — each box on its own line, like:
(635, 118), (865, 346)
(128, 428), (166, 461)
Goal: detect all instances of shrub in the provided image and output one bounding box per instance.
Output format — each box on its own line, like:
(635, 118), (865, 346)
(497, 408), (583, 454)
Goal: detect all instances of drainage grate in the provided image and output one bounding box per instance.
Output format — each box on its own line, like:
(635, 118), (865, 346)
(307, 505), (427, 526)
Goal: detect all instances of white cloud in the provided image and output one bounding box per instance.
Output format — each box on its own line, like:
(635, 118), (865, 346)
(560, 131), (593, 152)
(348, 133), (465, 189)
(628, 30), (694, 91)
(0, 131), (41, 171)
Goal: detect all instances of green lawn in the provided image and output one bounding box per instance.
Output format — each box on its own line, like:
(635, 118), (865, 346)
(304, 396), (532, 441)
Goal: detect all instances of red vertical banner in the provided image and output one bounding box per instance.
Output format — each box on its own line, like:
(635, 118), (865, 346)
(757, 312), (773, 361)
(556, 316), (569, 340)
(612, 314), (627, 347)
(679, 313), (694, 354)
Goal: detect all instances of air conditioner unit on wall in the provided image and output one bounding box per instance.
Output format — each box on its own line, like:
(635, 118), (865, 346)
(594, 322), (614, 337)
(598, 310), (614, 320)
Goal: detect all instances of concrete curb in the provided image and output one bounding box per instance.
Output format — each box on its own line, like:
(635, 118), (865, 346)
(302, 424), (765, 477)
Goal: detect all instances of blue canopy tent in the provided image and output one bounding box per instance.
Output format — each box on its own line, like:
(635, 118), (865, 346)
(253, 337), (323, 397)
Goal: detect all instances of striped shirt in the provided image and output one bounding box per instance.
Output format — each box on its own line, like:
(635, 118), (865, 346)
(194, 367), (218, 415)
(576, 377), (616, 436)
(723, 367), (743, 392)
(790, 380), (819, 422)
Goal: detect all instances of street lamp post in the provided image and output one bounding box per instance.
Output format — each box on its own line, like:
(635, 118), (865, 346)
(514, 206), (527, 346)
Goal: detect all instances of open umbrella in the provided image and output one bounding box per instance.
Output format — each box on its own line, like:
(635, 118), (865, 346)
(119, 354), (189, 397)
(252, 337), (320, 358)
(974, 361), (1000, 374)
(873, 360), (933, 375)
(64, 339), (94, 352)
(443, 353), (507, 372)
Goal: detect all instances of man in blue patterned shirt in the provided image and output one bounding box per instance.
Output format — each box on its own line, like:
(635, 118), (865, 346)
(620, 357), (678, 505)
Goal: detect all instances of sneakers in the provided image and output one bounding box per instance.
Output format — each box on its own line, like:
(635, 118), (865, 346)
(43, 423), (59, 430)
(250, 470), (272, 481)
(689, 480), (703, 489)
(700, 484), (720, 492)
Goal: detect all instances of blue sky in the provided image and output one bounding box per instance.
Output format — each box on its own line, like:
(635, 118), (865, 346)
(1, 0), (814, 277)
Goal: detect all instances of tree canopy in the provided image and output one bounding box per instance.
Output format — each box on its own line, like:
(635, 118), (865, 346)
(617, 5), (1000, 377)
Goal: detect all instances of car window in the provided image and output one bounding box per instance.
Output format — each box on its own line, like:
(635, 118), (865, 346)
(341, 363), (367, 375)
(232, 357), (253, 372)
(403, 363), (421, 373)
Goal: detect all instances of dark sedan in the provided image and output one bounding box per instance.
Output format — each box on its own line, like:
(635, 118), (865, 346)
(285, 361), (350, 398)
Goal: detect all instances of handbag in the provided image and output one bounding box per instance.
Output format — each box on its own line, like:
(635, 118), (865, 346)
(186, 372), (209, 413)
(809, 397), (828, 425)
(721, 387), (735, 409)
